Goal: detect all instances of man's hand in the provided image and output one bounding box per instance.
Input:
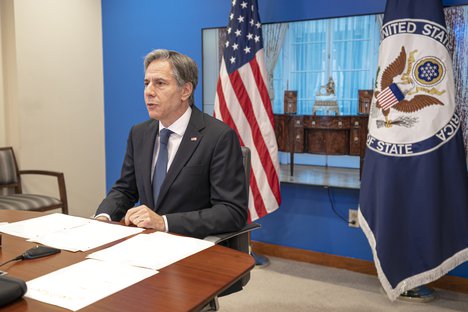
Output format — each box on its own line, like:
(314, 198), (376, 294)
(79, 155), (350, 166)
(124, 205), (166, 231)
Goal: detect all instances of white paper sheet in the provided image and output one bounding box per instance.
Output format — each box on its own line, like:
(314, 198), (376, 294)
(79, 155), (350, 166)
(0, 213), (144, 252)
(32, 220), (144, 252)
(0, 213), (88, 239)
(25, 259), (157, 311)
(87, 232), (214, 270)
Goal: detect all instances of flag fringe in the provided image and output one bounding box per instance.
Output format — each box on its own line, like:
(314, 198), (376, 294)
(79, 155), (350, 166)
(358, 209), (468, 301)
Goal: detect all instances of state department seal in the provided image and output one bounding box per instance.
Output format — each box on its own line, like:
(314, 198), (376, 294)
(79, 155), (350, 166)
(413, 56), (445, 86)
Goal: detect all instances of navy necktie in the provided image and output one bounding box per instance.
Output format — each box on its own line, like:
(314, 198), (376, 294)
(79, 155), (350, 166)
(153, 128), (173, 204)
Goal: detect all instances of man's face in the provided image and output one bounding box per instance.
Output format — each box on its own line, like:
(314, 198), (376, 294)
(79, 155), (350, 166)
(144, 60), (191, 126)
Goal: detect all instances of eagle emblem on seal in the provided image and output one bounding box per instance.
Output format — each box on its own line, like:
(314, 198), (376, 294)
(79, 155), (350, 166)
(374, 46), (445, 128)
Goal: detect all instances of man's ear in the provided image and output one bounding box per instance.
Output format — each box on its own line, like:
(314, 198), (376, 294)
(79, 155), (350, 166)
(181, 82), (193, 102)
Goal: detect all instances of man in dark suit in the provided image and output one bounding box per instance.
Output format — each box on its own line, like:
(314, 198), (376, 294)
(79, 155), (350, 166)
(95, 49), (248, 238)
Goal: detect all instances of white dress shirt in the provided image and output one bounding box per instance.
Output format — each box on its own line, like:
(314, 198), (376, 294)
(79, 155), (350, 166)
(152, 106), (192, 179)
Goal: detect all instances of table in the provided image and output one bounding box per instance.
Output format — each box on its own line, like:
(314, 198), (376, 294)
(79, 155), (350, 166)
(274, 114), (369, 177)
(0, 210), (255, 312)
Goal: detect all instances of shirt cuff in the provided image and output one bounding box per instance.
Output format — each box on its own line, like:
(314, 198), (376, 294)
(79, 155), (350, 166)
(162, 215), (169, 232)
(94, 213), (111, 221)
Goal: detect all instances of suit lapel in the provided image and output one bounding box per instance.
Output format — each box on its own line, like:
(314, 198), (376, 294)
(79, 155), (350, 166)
(156, 108), (205, 208)
(143, 120), (159, 208)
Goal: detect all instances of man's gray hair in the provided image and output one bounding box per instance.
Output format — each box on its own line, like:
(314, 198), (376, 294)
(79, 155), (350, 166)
(144, 49), (198, 105)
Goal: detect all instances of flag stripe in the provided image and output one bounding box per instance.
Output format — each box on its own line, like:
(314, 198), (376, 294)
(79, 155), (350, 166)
(215, 63), (270, 219)
(237, 62), (281, 204)
(249, 55), (275, 127)
(229, 67), (281, 205)
(223, 61), (277, 215)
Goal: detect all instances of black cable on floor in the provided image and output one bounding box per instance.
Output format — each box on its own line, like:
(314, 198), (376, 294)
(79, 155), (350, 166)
(325, 186), (356, 226)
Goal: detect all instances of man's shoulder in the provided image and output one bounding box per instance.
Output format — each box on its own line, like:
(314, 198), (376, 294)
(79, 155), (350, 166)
(131, 119), (157, 132)
(196, 110), (233, 133)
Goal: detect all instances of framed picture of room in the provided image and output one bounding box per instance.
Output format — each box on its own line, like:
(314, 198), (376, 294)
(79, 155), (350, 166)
(202, 5), (468, 177)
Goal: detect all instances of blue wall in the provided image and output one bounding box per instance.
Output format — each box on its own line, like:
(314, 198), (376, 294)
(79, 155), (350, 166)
(254, 184), (373, 260)
(101, 0), (468, 278)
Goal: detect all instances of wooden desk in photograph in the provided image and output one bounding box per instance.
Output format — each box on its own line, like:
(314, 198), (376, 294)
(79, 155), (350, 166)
(274, 114), (369, 177)
(0, 210), (255, 312)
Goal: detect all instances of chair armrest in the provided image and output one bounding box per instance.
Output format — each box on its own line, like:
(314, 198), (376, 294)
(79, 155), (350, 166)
(204, 223), (261, 244)
(19, 170), (63, 177)
(18, 170), (68, 214)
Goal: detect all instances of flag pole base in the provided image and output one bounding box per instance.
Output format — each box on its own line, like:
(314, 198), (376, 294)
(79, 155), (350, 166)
(252, 252), (270, 267)
(398, 286), (436, 303)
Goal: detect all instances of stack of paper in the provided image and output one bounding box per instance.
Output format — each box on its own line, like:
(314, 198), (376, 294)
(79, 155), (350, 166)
(0, 213), (144, 252)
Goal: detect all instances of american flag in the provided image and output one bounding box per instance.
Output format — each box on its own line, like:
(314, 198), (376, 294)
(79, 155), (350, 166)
(377, 83), (404, 110)
(214, 0), (281, 221)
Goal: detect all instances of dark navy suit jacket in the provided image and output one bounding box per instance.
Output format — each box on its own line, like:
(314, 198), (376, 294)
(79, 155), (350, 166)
(97, 107), (248, 238)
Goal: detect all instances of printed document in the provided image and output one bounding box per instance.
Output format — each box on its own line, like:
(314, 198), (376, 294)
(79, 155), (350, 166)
(26, 259), (157, 311)
(88, 232), (214, 270)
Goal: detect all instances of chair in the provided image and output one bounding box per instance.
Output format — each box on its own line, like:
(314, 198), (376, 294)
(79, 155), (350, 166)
(203, 146), (260, 311)
(0, 147), (68, 214)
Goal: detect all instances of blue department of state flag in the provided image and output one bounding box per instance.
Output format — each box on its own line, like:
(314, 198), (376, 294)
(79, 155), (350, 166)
(359, 0), (468, 301)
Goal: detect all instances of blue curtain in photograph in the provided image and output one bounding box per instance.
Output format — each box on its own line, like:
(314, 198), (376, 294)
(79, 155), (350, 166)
(332, 15), (380, 115)
(272, 15), (382, 115)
